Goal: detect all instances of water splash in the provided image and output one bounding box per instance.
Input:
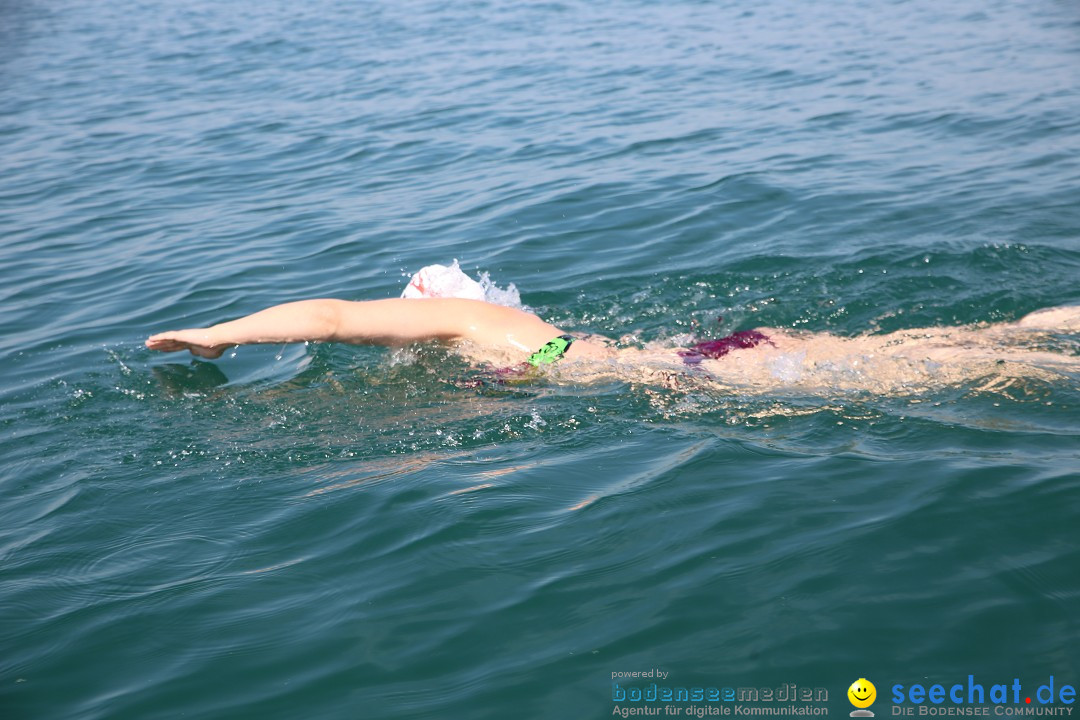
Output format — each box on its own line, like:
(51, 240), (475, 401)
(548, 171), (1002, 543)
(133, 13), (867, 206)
(476, 268), (524, 310)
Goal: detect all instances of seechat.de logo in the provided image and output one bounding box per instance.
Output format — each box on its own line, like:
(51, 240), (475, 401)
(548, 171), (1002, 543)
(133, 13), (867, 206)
(849, 678), (877, 717)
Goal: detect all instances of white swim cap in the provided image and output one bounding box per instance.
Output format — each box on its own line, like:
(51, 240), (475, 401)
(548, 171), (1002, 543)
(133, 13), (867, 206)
(401, 260), (486, 301)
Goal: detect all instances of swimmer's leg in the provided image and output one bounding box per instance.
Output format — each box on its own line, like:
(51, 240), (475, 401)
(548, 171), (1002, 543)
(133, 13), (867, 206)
(1011, 306), (1080, 332)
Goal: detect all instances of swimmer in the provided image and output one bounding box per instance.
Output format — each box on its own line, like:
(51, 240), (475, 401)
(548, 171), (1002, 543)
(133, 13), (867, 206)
(145, 296), (1080, 395)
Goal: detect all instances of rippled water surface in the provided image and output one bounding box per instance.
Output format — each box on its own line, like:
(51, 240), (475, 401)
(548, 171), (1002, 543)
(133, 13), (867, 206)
(3, 0), (1080, 718)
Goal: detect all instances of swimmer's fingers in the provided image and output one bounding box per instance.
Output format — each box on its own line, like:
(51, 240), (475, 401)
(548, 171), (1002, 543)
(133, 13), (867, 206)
(145, 330), (227, 359)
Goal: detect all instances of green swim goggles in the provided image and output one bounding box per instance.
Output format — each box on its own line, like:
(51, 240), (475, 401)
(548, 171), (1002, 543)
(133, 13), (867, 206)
(527, 335), (575, 367)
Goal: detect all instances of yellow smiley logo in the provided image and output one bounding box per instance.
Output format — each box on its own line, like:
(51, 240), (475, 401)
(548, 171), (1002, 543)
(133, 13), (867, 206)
(848, 678), (877, 709)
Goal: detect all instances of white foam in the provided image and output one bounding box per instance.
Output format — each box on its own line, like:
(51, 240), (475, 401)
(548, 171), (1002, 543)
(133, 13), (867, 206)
(476, 270), (524, 310)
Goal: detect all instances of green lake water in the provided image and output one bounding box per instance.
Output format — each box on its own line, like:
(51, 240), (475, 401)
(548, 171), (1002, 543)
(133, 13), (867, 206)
(1, 0), (1079, 717)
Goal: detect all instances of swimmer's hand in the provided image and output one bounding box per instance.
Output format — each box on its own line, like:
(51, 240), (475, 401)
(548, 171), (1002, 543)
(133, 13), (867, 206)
(145, 329), (228, 359)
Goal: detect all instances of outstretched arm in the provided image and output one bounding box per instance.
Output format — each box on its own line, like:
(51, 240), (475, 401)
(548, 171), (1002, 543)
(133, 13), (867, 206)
(145, 298), (566, 359)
